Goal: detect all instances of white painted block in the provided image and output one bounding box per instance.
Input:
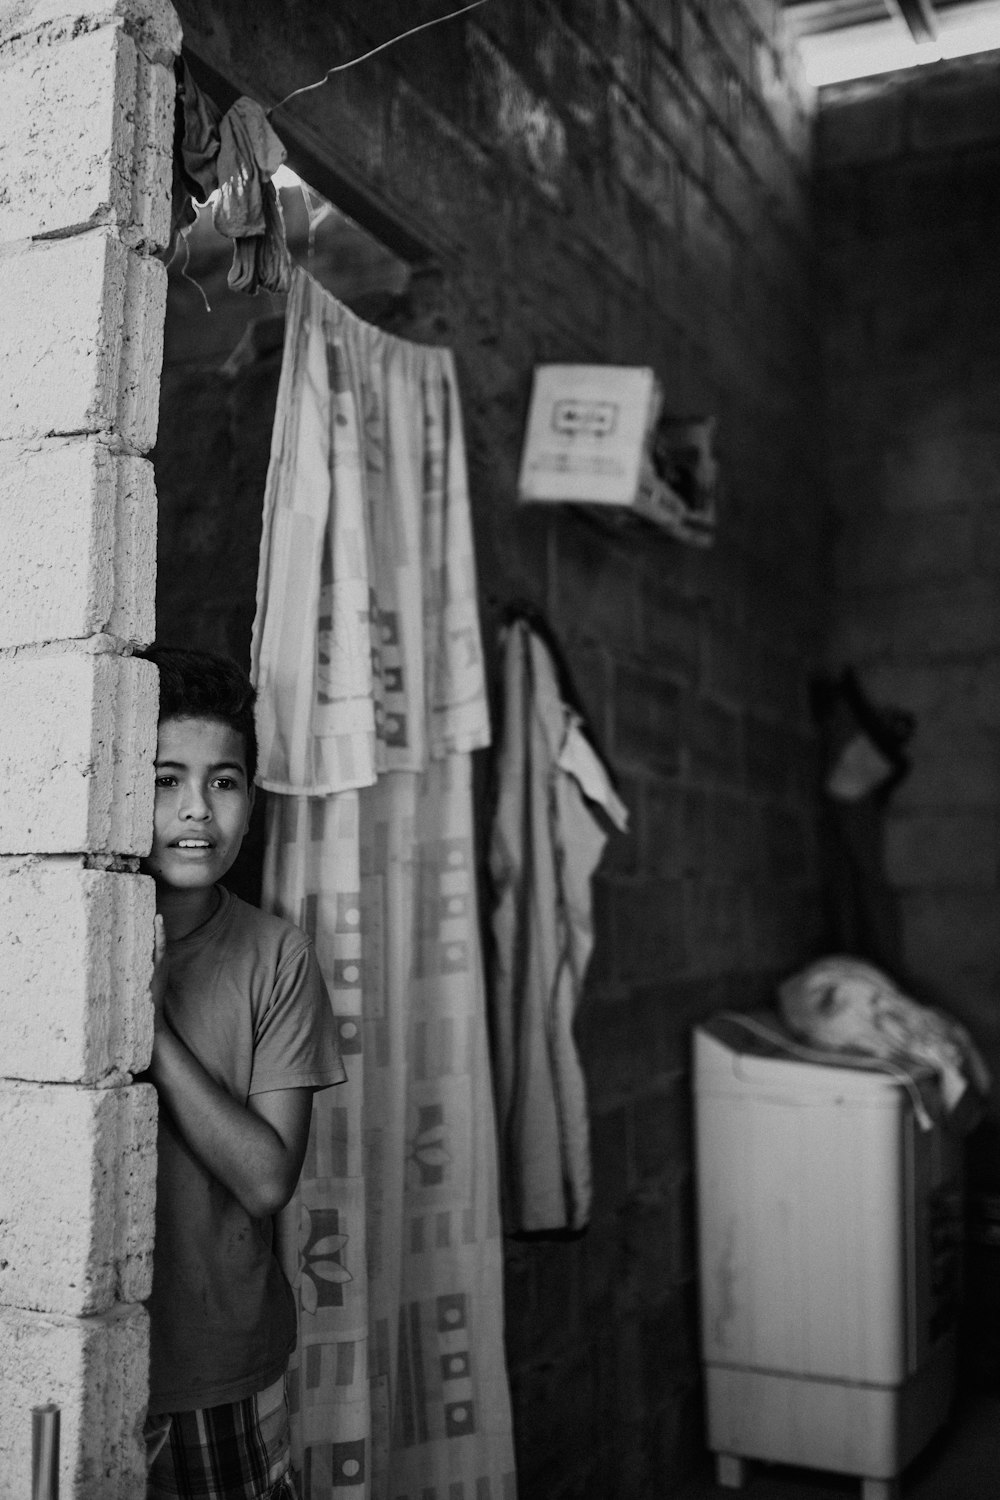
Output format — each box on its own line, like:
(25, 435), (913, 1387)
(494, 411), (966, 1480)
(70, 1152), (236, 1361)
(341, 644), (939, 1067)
(0, 1302), (149, 1500)
(0, 27), (175, 250)
(0, 233), (121, 441)
(0, 0), (182, 65)
(0, 858), (154, 1081)
(0, 230), (166, 450)
(114, 453), (159, 645)
(0, 437), (156, 648)
(0, 1080), (157, 1315)
(131, 51), (176, 251)
(0, 26), (135, 244)
(0, 649), (157, 855)
(121, 240), (168, 447)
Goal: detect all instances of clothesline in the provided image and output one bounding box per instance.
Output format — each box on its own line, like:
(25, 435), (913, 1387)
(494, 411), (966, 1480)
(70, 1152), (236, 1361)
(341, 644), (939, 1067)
(267, 0), (490, 117)
(171, 0), (492, 304)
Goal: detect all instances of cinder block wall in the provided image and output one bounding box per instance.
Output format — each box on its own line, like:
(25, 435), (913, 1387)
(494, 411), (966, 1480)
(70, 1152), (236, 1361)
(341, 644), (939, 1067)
(818, 56), (1000, 1145)
(159, 0), (827, 1491)
(0, 1), (178, 1494)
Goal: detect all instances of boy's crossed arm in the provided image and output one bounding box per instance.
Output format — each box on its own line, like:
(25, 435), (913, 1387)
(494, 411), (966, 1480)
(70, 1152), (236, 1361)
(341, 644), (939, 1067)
(148, 915), (313, 1220)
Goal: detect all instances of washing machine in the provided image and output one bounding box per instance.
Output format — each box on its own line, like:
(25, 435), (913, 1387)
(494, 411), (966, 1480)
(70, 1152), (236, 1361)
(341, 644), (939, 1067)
(694, 1012), (963, 1499)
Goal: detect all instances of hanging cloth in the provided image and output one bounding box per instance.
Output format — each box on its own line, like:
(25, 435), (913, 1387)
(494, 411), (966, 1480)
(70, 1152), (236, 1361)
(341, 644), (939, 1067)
(170, 60), (291, 294)
(489, 617), (628, 1235)
(253, 269), (489, 793)
(252, 268), (513, 1500)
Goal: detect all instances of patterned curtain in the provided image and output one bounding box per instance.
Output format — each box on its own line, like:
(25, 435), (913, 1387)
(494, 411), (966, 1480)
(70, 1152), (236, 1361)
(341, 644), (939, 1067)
(252, 269), (516, 1500)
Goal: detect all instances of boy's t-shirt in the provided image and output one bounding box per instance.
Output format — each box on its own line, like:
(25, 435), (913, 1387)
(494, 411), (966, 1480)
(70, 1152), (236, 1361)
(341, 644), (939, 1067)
(147, 886), (346, 1414)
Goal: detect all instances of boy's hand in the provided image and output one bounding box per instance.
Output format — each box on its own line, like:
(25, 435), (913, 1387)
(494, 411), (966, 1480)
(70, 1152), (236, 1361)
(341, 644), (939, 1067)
(151, 913), (169, 1023)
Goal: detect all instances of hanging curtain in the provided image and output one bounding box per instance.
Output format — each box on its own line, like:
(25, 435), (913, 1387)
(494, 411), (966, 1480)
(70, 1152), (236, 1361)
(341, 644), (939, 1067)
(251, 268), (514, 1500)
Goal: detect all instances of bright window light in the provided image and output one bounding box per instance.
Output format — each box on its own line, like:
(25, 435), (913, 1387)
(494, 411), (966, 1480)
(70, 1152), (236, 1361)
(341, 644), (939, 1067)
(800, 22), (937, 85)
(271, 164), (304, 191)
(797, 4), (1000, 85)
(938, 1), (1000, 55)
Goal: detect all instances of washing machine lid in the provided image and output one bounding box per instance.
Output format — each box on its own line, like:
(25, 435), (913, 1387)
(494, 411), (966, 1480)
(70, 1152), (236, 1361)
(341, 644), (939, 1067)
(694, 1009), (937, 1107)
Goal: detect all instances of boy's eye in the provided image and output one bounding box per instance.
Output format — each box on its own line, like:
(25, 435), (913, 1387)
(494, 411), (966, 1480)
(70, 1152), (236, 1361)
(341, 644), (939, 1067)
(154, 774), (177, 789)
(212, 776), (238, 790)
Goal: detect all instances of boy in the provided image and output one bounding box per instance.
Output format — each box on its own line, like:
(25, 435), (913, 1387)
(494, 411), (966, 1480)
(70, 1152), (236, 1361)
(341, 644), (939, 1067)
(139, 646), (345, 1500)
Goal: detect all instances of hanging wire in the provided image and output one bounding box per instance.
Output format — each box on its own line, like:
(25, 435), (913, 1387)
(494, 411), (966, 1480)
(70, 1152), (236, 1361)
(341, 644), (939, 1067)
(177, 225), (212, 314)
(169, 1), (491, 307)
(267, 0), (489, 117)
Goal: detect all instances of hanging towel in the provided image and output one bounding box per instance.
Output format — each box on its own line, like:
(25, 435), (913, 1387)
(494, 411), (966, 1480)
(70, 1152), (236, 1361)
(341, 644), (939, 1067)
(489, 618), (628, 1234)
(252, 267), (489, 795)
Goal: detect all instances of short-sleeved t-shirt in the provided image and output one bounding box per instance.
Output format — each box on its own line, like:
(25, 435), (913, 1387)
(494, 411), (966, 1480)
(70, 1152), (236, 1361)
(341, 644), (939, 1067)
(147, 886), (346, 1414)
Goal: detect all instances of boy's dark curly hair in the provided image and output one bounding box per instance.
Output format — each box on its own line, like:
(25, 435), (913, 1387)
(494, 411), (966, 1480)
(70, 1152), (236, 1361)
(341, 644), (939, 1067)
(140, 646), (258, 786)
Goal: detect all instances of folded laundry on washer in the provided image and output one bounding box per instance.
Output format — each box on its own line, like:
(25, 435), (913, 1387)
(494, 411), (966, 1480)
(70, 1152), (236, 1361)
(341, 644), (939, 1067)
(778, 954), (991, 1121)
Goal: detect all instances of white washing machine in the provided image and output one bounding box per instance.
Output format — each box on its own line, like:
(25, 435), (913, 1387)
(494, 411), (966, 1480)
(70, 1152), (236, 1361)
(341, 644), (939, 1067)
(694, 1012), (963, 1500)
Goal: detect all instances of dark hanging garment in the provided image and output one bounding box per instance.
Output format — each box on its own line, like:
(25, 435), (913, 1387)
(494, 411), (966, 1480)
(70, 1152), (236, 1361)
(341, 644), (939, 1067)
(811, 669), (914, 974)
(169, 60), (291, 295)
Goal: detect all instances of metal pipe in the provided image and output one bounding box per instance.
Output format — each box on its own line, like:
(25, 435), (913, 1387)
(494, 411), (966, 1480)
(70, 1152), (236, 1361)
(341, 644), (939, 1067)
(31, 1404), (59, 1500)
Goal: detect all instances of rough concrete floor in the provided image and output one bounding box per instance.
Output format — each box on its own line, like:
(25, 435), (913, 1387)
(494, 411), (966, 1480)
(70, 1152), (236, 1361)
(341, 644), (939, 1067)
(676, 1391), (1000, 1500)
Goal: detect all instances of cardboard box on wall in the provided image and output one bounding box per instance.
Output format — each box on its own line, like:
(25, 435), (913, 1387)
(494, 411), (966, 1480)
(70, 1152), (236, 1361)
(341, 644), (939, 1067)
(517, 364), (717, 546)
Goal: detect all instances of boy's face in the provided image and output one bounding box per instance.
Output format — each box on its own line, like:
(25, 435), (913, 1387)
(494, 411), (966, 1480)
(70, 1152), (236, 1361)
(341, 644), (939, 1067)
(143, 716), (254, 893)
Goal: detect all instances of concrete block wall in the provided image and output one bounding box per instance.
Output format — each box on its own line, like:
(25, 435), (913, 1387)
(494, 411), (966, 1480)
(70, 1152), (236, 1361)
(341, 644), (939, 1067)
(0, 2), (178, 1494)
(817, 54), (1000, 1115)
(160, 0), (826, 1492)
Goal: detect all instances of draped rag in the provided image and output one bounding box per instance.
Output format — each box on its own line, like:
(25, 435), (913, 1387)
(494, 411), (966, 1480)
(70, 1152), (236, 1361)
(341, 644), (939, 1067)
(489, 618), (628, 1235)
(252, 267), (514, 1499)
(171, 62), (290, 294)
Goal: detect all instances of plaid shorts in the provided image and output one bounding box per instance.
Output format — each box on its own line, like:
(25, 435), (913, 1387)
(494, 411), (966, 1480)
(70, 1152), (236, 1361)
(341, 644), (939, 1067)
(147, 1376), (297, 1500)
